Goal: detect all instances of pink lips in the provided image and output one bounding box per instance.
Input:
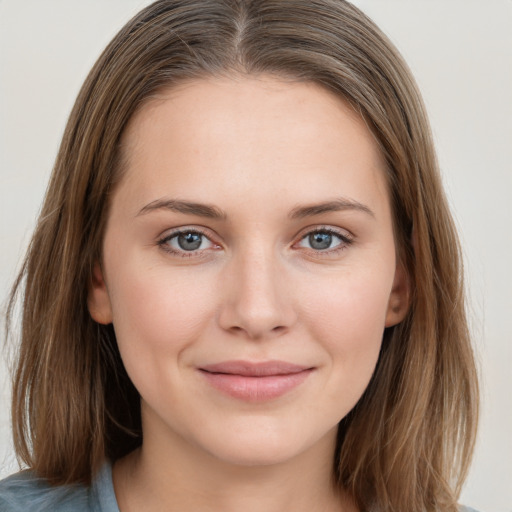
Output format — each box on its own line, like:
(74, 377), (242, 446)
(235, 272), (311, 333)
(199, 360), (313, 402)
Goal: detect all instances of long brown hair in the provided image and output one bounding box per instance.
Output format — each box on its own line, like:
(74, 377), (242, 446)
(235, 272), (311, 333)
(7, 1), (478, 510)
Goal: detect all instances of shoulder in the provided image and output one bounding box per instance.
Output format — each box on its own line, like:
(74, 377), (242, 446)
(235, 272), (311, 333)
(0, 471), (89, 512)
(0, 462), (118, 512)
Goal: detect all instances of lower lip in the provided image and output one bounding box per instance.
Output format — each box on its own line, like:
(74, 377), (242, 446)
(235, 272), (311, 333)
(199, 369), (313, 402)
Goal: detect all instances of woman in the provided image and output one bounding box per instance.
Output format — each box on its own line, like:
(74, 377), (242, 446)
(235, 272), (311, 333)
(0, 1), (479, 510)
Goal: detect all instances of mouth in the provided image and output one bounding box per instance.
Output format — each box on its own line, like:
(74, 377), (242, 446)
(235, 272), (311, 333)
(198, 360), (314, 402)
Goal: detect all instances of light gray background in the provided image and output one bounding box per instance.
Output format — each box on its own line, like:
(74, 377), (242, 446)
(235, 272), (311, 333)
(1, 1), (511, 511)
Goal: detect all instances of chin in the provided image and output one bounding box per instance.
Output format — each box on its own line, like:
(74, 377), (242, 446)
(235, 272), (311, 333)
(195, 418), (337, 468)
(210, 444), (305, 468)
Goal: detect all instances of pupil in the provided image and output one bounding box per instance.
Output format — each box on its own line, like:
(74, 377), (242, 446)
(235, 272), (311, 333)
(178, 232), (202, 251)
(309, 232), (332, 250)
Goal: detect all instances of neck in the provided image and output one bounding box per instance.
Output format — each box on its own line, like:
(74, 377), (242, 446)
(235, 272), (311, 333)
(113, 420), (355, 512)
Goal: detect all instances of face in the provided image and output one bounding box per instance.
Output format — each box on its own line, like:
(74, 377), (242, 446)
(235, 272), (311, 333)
(89, 75), (409, 468)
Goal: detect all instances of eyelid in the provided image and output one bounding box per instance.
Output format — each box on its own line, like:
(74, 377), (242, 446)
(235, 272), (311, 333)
(295, 224), (354, 242)
(292, 225), (354, 254)
(157, 226), (221, 257)
(156, 224), (354, 259)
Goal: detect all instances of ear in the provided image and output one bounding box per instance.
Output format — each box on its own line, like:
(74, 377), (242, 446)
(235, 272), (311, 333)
(87, 262), (113, 325)
(385, 260), (410, 328)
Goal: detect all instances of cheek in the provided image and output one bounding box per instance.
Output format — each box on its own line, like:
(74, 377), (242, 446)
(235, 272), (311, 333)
(299, 267), (392, 390)
(107, 260), (219, 368)
(304, 267), (391, 335)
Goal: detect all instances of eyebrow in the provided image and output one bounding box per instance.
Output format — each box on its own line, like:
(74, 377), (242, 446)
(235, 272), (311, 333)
(137, 196), (374, 220)
(137, 198), (227, 219)
(289, 198), (375, 219)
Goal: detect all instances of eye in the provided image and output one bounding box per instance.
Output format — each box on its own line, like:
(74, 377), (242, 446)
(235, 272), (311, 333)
(296, 229), (352, 252)
(158, 229), (217, 255)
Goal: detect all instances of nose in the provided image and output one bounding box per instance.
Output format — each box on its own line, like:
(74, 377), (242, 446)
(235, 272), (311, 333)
(217, 247), (297, 340)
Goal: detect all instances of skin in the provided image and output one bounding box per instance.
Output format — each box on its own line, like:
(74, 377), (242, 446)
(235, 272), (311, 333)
(89, 75), (409, 512)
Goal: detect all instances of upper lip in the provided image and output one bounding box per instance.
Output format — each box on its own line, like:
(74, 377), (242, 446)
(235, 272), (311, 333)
(199, 360), (312, 377)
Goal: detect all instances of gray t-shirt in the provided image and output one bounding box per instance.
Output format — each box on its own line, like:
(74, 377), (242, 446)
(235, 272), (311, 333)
(0, 462), (481, 512)
(0, 462), (119, 512)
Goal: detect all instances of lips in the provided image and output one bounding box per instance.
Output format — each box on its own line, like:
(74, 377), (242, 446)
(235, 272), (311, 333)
(198, 360), (313, 402)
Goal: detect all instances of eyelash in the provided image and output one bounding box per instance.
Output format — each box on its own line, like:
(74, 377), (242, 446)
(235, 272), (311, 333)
(296, 227), (353, 256)
(157, 226), (353, 258)
(157, 227), (216, 258)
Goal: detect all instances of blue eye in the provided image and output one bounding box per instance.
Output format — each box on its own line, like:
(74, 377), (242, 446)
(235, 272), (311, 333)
(176, 232), (204, 251)
(160, 230), (214, 253)
(297, 229), (350, 251)
(308, 232), (335, 250)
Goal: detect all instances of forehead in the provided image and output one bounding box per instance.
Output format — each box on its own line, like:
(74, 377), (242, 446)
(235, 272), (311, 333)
(116, 75), (389, 217)
(124, 75), (377, 155)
